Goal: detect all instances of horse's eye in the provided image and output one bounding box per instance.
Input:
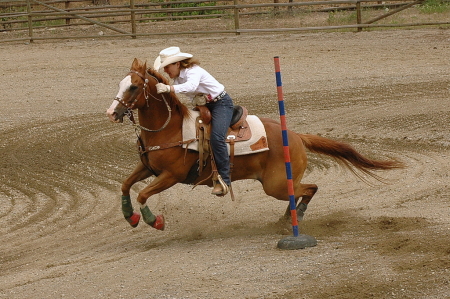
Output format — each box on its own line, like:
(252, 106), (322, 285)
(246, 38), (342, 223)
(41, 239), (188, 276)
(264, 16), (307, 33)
(129, 85), (138, 92)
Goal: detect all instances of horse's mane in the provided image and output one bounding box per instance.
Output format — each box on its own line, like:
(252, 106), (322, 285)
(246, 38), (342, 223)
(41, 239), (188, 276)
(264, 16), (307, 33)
(145, 67), (191, 120)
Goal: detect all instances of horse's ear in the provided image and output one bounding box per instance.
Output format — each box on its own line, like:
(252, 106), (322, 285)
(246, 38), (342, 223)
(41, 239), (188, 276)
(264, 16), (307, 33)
(131, 58), (141, 70)
(143, 60), (147, 71)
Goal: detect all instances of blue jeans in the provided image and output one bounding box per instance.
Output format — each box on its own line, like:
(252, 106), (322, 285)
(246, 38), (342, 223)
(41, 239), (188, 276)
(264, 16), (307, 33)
(206, 94), (234, 185)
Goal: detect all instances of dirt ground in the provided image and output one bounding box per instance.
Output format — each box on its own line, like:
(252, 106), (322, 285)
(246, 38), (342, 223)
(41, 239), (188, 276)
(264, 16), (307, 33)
(0, 28), (449, 299)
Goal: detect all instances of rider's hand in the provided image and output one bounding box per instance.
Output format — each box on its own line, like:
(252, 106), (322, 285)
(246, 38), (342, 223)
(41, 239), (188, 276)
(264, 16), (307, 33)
(156, 83), (171, 94)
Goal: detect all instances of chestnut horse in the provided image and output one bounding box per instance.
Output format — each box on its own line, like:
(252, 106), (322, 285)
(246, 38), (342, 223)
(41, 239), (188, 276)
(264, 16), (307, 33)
(106, 58), (404, 230)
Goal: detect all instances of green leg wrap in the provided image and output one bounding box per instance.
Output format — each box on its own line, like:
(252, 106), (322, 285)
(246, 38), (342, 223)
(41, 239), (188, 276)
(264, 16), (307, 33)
(121, 195), (134, 218)
(297, 203), (308, 222)
(298, 202), (308, 213)
(140, 205), (156, 225)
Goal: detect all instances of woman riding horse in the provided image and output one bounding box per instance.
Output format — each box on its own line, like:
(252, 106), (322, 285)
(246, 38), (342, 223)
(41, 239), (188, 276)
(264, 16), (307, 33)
(154, 46), (233, 197)
(106, 58), (404, 231)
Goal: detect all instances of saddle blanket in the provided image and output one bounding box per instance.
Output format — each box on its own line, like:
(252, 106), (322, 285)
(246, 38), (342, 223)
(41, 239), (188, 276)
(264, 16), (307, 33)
(182, 110), (269, 156)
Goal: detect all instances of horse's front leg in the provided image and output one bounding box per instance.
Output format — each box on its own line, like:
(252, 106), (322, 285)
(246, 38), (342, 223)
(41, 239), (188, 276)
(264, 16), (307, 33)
(136, 171), (179, 231)
(121, 161), (153, 228)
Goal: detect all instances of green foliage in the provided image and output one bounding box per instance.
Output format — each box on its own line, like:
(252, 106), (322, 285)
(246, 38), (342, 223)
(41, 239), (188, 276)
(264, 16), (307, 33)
(0, 5), (26, 30)
(419, 0), (450, 13)
(33, 19), (65, 28)
(327, 10), (357, 25)
(156, 0), (224, 17)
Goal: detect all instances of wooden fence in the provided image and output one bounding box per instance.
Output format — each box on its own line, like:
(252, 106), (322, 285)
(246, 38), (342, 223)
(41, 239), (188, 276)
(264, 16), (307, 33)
(1, 0), (449, 42)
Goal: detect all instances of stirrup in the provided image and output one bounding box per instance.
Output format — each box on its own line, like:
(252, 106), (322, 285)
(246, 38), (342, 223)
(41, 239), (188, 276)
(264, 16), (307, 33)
(212, 175), (229, 196)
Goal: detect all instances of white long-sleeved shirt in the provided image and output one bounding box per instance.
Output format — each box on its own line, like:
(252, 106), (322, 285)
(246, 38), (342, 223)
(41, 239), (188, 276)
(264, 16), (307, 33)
(173, 65), (224, 101)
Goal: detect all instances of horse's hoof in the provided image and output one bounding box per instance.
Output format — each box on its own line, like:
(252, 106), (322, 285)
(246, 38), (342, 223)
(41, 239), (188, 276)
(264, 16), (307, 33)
(125, 212), (141, 228)
(152, 215), (165, 231)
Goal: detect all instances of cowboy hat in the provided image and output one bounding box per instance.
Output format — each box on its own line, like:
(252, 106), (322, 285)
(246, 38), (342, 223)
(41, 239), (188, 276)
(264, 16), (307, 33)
(153, 46), (193, 70)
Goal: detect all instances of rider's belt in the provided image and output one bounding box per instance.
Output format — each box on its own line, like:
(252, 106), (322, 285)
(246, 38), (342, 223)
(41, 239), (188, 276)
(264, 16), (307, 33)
(206, 91), (227, 103)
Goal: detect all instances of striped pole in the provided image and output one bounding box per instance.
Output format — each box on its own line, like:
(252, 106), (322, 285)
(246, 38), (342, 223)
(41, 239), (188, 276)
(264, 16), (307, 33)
(274, 56), (299, 237)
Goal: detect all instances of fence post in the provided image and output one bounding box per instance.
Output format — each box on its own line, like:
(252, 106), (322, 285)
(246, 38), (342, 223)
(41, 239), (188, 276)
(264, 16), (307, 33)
(26, 0), (33, 43)
(234, 0), (240, 35)
(65, 1), (70, 25)
(130, 0), (136, 39)
(356, 0), (362, 32)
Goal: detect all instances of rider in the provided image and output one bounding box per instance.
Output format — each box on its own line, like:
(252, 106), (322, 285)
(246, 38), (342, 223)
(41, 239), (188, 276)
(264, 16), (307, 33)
(153, 46), (234, 196)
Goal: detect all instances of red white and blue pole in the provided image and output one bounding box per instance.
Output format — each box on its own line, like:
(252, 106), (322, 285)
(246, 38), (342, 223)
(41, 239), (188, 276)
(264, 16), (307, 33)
(274, 56), (299, 238)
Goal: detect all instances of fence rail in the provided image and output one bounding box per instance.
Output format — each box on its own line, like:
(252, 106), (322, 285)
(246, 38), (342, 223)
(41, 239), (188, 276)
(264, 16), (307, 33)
(1, 0), (449, 42)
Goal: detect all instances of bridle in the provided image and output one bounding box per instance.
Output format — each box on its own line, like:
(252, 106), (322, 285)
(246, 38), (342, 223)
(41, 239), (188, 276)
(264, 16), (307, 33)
(115, 69), (172, 133)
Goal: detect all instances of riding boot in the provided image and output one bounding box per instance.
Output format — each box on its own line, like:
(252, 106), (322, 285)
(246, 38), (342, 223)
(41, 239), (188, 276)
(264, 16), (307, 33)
(211, 175), (229, 196)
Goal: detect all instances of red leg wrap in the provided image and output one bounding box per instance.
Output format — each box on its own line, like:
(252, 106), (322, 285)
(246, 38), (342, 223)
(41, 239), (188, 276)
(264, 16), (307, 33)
(126, 212), (141, 228)
(152, 215), (165, 231)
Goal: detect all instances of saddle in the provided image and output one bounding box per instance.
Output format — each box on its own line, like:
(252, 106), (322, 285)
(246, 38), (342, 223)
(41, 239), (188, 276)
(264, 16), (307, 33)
(194, 105), (249, 131)
(193, 105), (250, 176)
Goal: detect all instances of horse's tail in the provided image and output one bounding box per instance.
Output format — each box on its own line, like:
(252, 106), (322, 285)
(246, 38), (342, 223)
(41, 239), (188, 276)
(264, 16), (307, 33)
(298, 134), (405, 182)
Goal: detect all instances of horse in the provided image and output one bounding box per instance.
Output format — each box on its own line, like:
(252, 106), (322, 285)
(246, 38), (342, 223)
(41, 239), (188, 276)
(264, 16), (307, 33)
(106, 58), (405, 231)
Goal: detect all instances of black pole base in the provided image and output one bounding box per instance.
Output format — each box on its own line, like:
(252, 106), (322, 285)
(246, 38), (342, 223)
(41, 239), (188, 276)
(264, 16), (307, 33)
(277, 234), (317, 250)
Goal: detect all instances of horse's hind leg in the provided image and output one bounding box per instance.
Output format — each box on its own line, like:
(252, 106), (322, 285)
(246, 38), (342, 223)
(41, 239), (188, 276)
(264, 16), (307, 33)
(284, 183), (318, 221)
(121, 161), (154, 228)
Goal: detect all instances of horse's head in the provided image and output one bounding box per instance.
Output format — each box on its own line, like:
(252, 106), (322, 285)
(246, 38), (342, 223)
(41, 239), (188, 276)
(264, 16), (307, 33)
(106, 58), (152, 123)
(107, 58), (190, 127)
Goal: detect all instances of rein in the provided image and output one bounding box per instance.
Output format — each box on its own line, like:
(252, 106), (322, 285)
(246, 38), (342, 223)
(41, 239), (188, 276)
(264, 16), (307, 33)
(116, 69), (172, 133)
(117, 69), (194, 156)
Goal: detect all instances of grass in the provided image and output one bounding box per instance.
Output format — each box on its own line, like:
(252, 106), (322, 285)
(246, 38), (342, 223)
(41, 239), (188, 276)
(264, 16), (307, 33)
(146, 0), (225, 20)
(324, 0), (450, 28)
(419, 0), (450, 13)
(327, 11), (358, 25)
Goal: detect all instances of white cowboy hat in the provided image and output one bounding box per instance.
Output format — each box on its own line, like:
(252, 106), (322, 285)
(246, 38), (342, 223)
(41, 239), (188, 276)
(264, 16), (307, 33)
(153, 46), (193, 70)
